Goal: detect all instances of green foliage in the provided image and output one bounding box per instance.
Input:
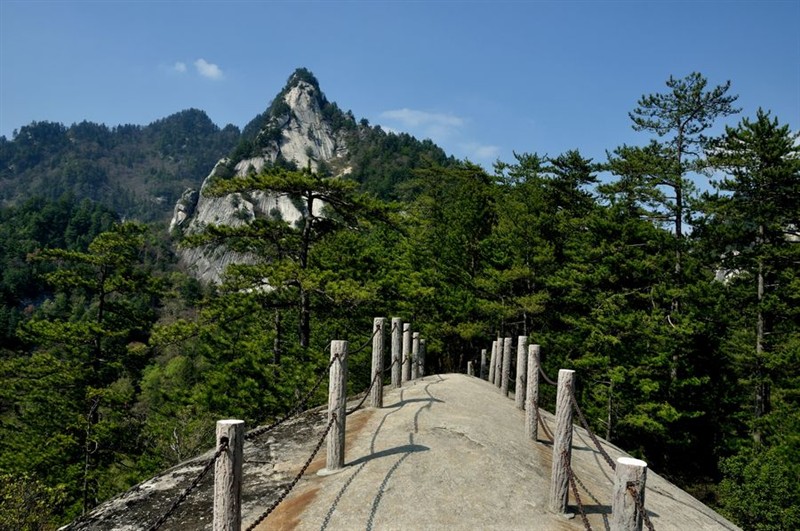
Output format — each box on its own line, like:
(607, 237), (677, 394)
(0, 112), (240, 221)
(0, 473), (67, 531)
(719, 445), (800, 530)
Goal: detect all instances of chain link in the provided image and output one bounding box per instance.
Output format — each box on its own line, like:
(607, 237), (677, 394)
(384, 357), (398, 373)
(569, 389), (617, 471)
(348, 325), (382, 355)
(539, 365), (558, 387)
(564, 452), (592, 531)
(572, 469), (602, 506)
(536, 407), (555, 442)
(245, 354), (339, 440)
(146, 438), (229, 531)
(627, 484), (656, 531)
(347, 368), (383, 415)
(245, 414), (337, 531)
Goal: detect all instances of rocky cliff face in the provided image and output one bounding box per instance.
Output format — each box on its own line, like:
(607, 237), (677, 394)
(170, 71), (351, 283)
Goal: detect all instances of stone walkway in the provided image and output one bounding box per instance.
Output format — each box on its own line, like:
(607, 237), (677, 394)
(253, 373), (739, 531)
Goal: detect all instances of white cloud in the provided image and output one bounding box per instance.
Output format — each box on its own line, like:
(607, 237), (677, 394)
(380, 108), (464, 129)
(462, 143), (501, 161)
(173, 61), (187, 73)
(379, 108), (466, 144)
(194, 58), (223, 80)
(376, 107), (502, 165)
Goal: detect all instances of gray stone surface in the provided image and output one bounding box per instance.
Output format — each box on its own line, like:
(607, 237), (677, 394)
(257, 374), (740, 531)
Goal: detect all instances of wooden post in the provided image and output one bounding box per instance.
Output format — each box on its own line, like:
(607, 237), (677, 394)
(391, 317), (402, 388)
(467, 361), (475, 376)
(525, 344), (540, 441)
(612, 457), (648, 531)
(326, 340), (347, 471)
(501, 337), (512, 396)
(549, 369), (575, 514)
(515, 336), (528, 410)
(370, 318), (386, 408)
(411, 332), (420, 380)
(419, 339), (426, 377)
(401, 323), (412, 383)
(480, 348), (488, 380)
(488, 341), (497, 384)
(214, 419), (244, 531)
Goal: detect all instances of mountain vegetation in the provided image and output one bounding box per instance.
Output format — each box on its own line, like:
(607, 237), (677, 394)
(0, 70), (798, 530)
(0, 110), (240, 221)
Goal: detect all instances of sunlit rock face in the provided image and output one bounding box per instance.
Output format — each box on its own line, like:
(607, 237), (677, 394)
(170, 74), (350, 284)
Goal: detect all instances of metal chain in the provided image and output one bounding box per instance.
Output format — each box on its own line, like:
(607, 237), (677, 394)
(245, 414), (337, 531)
(627, 484), (656, 531)
(539, 365), (558, 387)
(347, 367), (383, 415)
(246, 354), (338, 440)
(146, 438), (229, 531)
(384, 358), (398, 373)
(348, 325), (382, 355)
(572, 469), (602, 506)
(569, 389), (616, 471)
(536, 407), (555, 442)
(564, 452), (592, 531)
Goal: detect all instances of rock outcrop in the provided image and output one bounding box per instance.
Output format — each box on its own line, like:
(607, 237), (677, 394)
(171, 70), (351, 283)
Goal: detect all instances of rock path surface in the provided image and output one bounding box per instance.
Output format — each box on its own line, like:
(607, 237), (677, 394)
(253, 373), (740, 531)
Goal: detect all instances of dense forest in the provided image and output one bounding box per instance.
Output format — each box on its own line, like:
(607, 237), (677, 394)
(0, 72), (798, 530)
(0, 110), (241, 221)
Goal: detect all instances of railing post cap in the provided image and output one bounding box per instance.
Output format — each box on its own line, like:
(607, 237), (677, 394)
(217, 419), (245, 426)
(558, 369), (575, 375)
(617, 456), (648, 468)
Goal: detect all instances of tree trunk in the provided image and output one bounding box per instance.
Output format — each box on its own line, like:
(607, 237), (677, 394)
(753, 224), (768, 444)
(273, 309), (281, 364)
(299, 289), (310, 350)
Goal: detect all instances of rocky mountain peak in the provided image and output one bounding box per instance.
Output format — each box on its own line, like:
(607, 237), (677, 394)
(169, 68), (351, 283)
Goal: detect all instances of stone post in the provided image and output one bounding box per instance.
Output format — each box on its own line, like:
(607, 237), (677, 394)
(419, 338), (426, 377)
(214, 419), (244, 531)
(467, 361), (475, 376)
(402, 323), (412, 383)
(515, 336), (528, 410)
(480, 348), (488, 380)
(612, 457), (648, 531)
(549, 369), (575, 514)
(326, 340), (347, 471)
(501, 337), (512, 396)
(488, 341), (497, 384)
(495, 337), (503, 389)
(525, 344), (540, 441)
(391, 317), (402, 389)
(370, 318), (386, 408)
(411, 332), (420, 380)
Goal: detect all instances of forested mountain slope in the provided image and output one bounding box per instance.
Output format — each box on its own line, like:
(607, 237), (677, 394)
(0, 110), (240, 221)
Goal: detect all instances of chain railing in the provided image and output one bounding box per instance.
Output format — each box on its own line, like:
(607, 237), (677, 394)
(130, 319), (431, 531)
(564, 451), (592, 531)
(347, 366), (384, 416)
(522, 344), (655, 530)
(245, 414), (337, 531)
(569, 389), (617, 471)
(245, 352), (339, 441)
(628, 483), (656, 531)
(146, 438), (229, 531)
(539, 365), (558, 387)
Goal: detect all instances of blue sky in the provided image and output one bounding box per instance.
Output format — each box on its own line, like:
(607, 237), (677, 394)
(1, 1), (798, 169)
